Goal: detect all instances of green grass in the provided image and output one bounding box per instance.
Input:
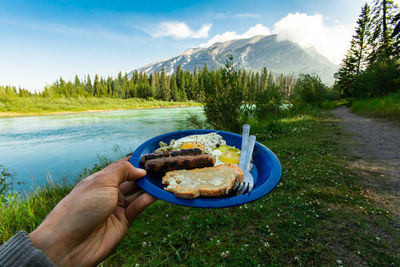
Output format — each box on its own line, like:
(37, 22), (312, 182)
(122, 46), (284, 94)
(350, 93), (400, 121)
(1, 108), (399, 266)
(0, 96), (201, 116)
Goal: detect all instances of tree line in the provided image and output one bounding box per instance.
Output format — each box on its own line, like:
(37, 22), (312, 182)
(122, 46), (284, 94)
(334, 0), (400, 98)
(1, 65), (298, 103)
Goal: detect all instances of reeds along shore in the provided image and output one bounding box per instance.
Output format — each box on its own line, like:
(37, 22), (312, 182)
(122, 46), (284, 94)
(0, 96), (201, 117)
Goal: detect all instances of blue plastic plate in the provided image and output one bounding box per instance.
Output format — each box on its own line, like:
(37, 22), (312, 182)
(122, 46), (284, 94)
(129, 129), (282, 208)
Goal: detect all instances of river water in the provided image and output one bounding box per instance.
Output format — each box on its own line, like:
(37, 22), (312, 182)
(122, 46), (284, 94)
(0, 107), (203, 193)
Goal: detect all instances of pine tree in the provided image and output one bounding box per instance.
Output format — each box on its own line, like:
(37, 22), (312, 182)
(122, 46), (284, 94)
(334, 3), (373, 97)
(176, 65), (186, 99)
(93, 74), (100, 97)
(74, 75), (81, 87)
(267, 70), (274, 87)
(122, 73), (129, 99)
(334, 43), (359, 96)
(255, 72), (260, 93)
(159, 67), (170, 100)
(368, 0), (398, 64)
(107, 77), (113, 96)
(392, 11), (400, 55)
(112, 79), (119, 97)
(129, 75), (137, 98)
(260, 67), (268, 92)
(169, 74), (179, 101)
(141, 73), (153, 98)
(354, 3), (373, 75)
(99, 77), (107, 97)
(240, 70), (248, 92)
(85, 75), (93, 96)
(150, 71), (159, 98)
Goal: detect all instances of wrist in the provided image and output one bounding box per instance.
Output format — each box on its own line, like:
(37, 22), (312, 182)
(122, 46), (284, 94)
(29, 226), (71, 266)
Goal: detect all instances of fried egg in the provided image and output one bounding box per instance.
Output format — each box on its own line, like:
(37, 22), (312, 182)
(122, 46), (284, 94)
(170, 133), (227, 155)
(156, 133), (241, 166)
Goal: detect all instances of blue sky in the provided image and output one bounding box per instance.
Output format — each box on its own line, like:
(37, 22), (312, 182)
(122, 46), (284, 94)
(0, 0), (366, 91)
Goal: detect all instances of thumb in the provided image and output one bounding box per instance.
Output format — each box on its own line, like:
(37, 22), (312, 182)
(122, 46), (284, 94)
(115, 161), (147, 185)
(100, 160), (146, 187)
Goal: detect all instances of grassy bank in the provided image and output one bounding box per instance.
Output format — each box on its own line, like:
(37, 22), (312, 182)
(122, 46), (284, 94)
(1, 108), (399, 265)
(350, 93), (400, 121)
(0, 96), (201, 117)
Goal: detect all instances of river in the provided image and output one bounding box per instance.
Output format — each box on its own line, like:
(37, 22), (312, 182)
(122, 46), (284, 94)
(0, 107), (203, 193)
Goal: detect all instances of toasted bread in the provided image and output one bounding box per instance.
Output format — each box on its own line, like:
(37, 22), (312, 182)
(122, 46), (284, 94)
(162, 164), (244, 199)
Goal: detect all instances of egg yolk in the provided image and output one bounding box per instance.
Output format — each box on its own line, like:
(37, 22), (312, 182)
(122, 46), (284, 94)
(181, 143), (196, 149)
(181, 142), (205, 151)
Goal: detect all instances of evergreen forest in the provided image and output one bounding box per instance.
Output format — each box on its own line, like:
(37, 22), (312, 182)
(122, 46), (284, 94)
(334, 0), (400, 98)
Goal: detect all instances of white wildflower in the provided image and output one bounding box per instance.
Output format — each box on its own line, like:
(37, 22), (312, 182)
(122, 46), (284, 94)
(221, 251), (230, 258)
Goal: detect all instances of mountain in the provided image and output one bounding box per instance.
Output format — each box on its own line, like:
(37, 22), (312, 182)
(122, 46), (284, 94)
(132, 34), (338, 85)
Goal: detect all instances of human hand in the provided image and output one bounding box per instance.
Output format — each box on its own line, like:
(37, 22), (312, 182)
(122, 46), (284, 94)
(29, 157), (157, 266)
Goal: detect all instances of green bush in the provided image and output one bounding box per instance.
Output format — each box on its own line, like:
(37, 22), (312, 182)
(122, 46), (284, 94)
(325, 88), (341, 101)
(354, 59), (400, 98)
(292, 74), (328, 106)
(203, 55), (247, 132)
(186, 113), (211, 129)
(255, 83), (284, 119)
(0, 165), (17, 195)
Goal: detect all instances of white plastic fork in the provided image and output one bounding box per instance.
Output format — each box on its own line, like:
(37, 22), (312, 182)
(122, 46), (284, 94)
(232, 124), (249, 193)
(236, 135), (256, 195)
(239, 124), (250, 170)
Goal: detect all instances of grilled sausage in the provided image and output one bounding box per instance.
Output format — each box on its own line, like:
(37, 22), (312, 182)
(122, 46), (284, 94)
(145, 155), (216, 176)
(140, 148), (202, 165)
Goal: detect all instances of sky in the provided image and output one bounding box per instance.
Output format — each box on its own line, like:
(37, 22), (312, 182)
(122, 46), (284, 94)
(0, 0), (367, 92)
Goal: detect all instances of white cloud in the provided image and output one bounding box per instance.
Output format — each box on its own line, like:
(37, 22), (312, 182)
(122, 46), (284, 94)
(199, 13), (353, 64)
(153, 22), (212, 39)
(199, 24), (271, 47)
(273, 12), (354, 64)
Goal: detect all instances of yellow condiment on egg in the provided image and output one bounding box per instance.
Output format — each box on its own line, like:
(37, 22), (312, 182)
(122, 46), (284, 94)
(216, 145), (241, 164)
(219, 151), (240, 164)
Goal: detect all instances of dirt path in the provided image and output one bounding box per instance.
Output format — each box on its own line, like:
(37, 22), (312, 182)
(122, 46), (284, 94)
(332, 106), (400, 221)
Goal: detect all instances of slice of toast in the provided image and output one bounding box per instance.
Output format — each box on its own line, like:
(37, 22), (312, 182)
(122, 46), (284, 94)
(162, 164), (244, 199)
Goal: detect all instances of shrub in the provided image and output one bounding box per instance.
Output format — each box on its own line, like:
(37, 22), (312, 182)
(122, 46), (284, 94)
(203, 55), (246, 132)
(255, 83), (284, 119)
(292, 74), (328, 106)
(0, 165), (16, 195)
(325, 88), (341, 101)
(186, 113), (211, 129)
(354, 59), (400, 98)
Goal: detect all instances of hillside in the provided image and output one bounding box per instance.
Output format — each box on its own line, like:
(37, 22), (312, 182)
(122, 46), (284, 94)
(132, 35), (338, 84)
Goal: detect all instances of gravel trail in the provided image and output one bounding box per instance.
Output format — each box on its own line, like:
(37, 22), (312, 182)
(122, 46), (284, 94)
(332, 106), (400, 197)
